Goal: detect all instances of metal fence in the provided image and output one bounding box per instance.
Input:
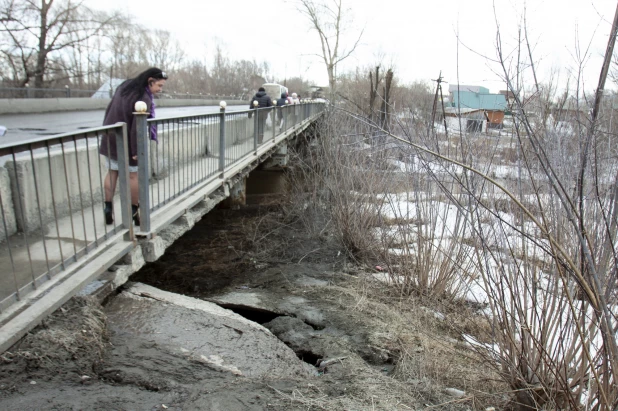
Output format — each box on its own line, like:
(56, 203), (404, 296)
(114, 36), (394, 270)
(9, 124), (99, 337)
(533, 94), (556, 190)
(0, 102), (324, 313)
(0, 87), (237, 100)
(138, 103), (324, 231)
(0, 124), (135, 312)
(0, 87), (100, 99)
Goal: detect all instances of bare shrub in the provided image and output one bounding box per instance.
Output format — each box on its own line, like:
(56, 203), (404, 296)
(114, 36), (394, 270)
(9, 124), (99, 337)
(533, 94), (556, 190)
(286, 109), (392, 261)
(317, 50), (618, 409)
(287, 109), (474, 302)
(356, 104), (618, 409)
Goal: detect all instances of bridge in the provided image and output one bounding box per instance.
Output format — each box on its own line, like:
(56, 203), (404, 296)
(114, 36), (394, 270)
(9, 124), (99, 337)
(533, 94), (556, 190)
(0, 101), (325, 352)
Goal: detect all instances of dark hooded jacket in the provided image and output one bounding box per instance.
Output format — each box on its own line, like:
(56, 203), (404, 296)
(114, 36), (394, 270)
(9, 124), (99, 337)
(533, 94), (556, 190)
(276, 92), (288, 107)
(249, 90), (272, 109)
(99, 81), (152, 167)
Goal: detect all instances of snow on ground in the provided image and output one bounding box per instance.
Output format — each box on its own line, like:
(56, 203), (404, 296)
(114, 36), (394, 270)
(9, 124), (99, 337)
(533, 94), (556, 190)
(372, 182), (614, 373)
(365, 138), (618, 407)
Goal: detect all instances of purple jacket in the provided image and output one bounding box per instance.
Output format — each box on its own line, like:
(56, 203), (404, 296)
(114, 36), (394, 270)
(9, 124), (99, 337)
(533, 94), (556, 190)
(99, 82), (153, 167)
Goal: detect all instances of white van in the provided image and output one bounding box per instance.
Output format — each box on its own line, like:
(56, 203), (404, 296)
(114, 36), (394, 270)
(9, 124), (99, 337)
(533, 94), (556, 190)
(262, 83), (288, 102)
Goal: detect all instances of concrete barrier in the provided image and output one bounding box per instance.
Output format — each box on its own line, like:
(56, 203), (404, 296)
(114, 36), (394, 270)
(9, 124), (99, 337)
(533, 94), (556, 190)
(0, 98), (246, 114)
(6, 144), (105, 232)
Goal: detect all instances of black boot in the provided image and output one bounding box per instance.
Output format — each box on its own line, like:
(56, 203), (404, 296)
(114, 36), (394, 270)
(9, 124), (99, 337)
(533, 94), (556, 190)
(104, 201), (113, 225)
(132, 204), (140, 226)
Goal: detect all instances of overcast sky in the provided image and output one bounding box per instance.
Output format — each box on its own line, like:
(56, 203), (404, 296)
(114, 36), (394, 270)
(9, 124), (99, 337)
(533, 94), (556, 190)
(82, 0), (618, 93)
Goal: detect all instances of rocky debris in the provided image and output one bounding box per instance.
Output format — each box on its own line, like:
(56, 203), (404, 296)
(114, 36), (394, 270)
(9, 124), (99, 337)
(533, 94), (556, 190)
(208, 290), (326, 330)
(445, 387), (466, 397)
(264, 316), (314, 353)
(294, 276), (329, 287)
(105, 282), (312, 378)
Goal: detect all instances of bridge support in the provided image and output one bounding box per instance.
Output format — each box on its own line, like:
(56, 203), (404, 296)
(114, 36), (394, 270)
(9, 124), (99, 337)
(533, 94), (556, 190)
(220, 178), (247, 209)
(262, 142), (289, 170)
(246, 169), (286, 204)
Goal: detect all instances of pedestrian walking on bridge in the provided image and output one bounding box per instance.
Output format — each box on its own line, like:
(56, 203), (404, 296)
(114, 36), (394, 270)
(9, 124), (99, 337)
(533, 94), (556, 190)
(276, 92), (288, 131)
(249, 87), (272, 143)
(99, 67), (168, 226)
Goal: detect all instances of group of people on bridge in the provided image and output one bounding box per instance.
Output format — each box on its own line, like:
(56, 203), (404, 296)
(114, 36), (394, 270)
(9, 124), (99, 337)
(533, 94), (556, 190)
(98, 67), (308, 228)
(249, 87), (304, 143)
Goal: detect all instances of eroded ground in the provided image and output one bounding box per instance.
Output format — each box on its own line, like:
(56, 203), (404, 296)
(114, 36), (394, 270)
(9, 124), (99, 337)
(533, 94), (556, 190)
(0, 205), (504, 410)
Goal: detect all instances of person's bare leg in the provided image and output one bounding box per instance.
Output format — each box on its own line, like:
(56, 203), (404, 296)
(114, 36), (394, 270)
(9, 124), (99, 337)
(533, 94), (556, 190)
(103, 170), (118, 224)
(129, 172), (139, 205)
(104, 170), (118, 201)
(129, 172), (140, 225)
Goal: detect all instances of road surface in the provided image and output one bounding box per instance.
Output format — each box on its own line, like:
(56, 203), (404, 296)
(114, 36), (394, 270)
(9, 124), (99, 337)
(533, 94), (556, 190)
(0, 105), (247, 146)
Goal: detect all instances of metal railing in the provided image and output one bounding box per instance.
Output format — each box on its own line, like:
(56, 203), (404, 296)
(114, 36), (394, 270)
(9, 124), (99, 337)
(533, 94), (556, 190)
(0, 87), (238, 100)
(160, 93), (238, 100)
(0, 124), (135, 312)
(137, 103), (324, 232)
(0, 102), (324, 313)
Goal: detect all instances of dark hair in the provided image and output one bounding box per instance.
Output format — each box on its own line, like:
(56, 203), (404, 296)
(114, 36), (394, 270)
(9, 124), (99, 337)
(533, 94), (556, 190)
(258, 87), (265, 92)
(121, 67), (168, 97)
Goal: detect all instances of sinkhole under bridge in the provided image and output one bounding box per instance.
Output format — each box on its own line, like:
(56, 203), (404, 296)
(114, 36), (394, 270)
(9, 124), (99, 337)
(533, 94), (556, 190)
(0, 101), (326, 352)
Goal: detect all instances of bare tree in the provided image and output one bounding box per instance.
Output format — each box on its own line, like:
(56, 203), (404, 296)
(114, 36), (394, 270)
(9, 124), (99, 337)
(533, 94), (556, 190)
(297, 0), (363, 97)
(368, 65), (380, 121)
(0, 0), (116, 89)
(144, 29), (185, 71)
(102, 14), (149, 81)
(380, 68), (393, 130)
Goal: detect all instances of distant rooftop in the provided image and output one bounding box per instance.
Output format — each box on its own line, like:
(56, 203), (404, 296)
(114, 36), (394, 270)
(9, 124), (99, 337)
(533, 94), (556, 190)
(448, 85), (488, 94)
(92, 78), (125, 99)
(449, 84), (506, 111)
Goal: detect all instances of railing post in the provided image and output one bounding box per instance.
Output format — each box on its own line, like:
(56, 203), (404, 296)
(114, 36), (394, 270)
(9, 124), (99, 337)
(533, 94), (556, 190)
(219, 101), (226, 177)
(135, 108), (150, 233)
(272, 106), (276, 142)
(253, 106), (259, 152)
(115, 123), (134, 240)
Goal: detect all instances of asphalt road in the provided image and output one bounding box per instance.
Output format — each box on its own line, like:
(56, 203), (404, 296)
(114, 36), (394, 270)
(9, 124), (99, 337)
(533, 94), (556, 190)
(0, 105), (246, 146)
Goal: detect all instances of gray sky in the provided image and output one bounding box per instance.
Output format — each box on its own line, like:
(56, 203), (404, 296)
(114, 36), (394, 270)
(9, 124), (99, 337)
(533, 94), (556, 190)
(83, 0), (618, 93)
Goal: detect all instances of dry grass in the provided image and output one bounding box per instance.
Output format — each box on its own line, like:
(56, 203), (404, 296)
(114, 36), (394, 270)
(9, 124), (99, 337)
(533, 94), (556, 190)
(0, 296), (108, 375)
(285, 103), (618, 409)
(317, 273), (510, 410)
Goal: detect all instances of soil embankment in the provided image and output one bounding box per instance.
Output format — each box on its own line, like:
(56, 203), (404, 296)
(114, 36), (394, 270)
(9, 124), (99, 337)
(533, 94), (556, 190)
(0, 205), (494, 410)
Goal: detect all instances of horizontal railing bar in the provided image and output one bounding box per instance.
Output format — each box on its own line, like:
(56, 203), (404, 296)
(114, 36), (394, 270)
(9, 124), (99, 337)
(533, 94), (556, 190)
(148, 108), (256, 123)
(148, 105), (297, 123)
(0, 123), (125, 151)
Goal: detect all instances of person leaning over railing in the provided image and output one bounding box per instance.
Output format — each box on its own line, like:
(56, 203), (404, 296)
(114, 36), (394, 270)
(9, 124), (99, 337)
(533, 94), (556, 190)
(99, 67), (168, 226)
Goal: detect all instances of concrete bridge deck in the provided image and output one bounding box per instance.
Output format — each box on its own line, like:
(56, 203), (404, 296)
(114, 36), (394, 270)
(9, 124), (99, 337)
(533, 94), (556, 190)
(0, 102), (247, 145)
(0, 102), (324, 352)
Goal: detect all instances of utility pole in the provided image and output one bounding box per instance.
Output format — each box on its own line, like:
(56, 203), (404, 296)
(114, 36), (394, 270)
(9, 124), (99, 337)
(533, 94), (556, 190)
(429, 72), (449, 145)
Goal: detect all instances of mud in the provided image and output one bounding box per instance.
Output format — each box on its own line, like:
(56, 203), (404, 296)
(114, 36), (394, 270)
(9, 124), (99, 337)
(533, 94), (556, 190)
(0, 205), (494, 410)
(105, 282), (313, 378)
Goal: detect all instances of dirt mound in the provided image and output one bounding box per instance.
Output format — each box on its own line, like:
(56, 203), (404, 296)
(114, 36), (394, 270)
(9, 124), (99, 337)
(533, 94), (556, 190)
(0, 296), (107, 386)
